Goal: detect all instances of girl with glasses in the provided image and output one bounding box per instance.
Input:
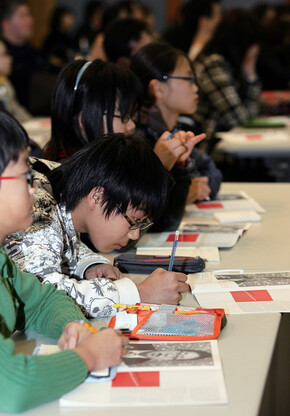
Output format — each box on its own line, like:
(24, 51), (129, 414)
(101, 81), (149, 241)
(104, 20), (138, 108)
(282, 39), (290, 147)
(130, 42), (222, 231)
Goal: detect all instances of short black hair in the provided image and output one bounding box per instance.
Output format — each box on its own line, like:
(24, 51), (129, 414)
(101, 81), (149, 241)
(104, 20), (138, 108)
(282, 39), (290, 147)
(104, 17), (148, 62)
(47, 133), (169, 220)
(0, 111), (29, 175)
(0, 0), (28, 23)
(48, 58), (143, 161)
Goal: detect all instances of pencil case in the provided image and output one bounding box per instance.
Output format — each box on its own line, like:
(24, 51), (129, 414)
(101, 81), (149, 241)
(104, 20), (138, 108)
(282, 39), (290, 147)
(109, 306), (226, 341)
(113, 254), (205, 274)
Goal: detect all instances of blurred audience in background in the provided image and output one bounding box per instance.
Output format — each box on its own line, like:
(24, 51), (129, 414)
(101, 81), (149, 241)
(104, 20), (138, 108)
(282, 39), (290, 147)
(0, 39), (31, 123)
(42, 6), (77, 73)
(104, 17), (152, 66)
(0, 0), (45, 109)
(252, 3), (290, 90)
(192, 8), (262, 151)
(163, 0), (222, 60)
(76, 1), (105, 58)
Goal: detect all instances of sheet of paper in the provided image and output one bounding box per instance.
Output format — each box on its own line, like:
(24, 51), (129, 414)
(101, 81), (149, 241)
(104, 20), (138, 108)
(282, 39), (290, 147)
(186, 191), (265, 214)
(137, 231), (242, 249)
(136, 246), (220, 261)
(190, 271), (290, 313)
(218, 130), (290, 143)
(214, 211), (261, 223)
(59, 340), (228, 407)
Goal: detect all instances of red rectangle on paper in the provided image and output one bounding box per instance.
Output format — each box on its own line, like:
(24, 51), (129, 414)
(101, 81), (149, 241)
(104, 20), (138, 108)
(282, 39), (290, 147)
(196, 203), (224, 209)
(40, 120), (51, 127)
(246, 134), (263, 140)
(112, 372), (160, 387)
(166, 233), (199, 242)
(230, 290), (273, 302)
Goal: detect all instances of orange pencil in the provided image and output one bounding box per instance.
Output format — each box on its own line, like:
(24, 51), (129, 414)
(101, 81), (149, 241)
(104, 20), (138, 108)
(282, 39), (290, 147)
(80, 320), (98, 333)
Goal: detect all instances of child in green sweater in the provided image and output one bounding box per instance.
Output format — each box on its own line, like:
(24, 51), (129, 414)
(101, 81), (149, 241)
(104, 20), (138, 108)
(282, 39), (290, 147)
(0, 112), (128, 413)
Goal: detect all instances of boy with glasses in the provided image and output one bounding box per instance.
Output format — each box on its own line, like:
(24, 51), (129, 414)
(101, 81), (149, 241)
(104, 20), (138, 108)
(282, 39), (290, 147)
(4, 131), (190, 318)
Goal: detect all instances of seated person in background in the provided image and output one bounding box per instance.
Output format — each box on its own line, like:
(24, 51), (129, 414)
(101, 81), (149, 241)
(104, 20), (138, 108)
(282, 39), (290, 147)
(41, 6), (78, 73)
(0, 39), (31, 122)
(0, 111), (127, 413)
(46, 58), (204, 233)
(0, 0), (46, 108)
(4, 133), (190, 318)
(104, 17), (152, 66)
(192, 8), (262, 145)
(163, 0), (222, 61)
(130, 42), (222, 231)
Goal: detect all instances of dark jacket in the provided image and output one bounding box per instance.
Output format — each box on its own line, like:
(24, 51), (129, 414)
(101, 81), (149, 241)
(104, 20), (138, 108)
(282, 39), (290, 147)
(135, 104), (222, 231)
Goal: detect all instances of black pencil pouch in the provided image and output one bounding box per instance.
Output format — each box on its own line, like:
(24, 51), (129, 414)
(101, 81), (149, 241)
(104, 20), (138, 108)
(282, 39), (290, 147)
(113, 254), (205, 274)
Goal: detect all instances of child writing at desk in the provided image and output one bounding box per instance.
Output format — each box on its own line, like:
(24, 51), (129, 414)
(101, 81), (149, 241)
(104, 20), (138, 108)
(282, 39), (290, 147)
(0, 112), (128, 413)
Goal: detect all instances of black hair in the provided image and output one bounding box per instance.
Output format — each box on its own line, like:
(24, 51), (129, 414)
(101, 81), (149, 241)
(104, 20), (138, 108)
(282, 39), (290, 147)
(0, 0), (27, 23)
(49, 6), (74, 32)
(201, 8), (262, 76)
(0, 111), (29, 175)
(104, 17), (148, 63)
(48, 58), (143, 161)
(47, 133), (168, 219)
(130, 42), (192, 102)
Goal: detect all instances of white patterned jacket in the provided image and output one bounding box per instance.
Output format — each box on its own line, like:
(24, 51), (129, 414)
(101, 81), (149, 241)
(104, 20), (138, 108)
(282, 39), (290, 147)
(3, 158), (140, 318)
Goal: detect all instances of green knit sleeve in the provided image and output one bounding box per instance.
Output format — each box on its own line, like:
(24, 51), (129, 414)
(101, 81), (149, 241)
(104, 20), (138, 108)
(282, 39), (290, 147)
(0, 335), (88, 413)
(8, 255), (86, 338)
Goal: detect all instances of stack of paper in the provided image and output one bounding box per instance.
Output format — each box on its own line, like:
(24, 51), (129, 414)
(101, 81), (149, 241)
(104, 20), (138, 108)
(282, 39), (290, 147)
(188, 271), (290, 314)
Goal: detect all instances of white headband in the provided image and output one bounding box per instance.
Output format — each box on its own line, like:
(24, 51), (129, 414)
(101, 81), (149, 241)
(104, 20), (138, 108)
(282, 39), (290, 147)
(73, 61), (92, 92)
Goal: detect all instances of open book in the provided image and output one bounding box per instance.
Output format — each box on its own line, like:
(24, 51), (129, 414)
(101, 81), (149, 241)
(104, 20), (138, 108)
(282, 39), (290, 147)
(187, 271), (290, 314)
(136, 224), (248, 249)
(59, 340), (227, 407)
(186, 191), (265, 214)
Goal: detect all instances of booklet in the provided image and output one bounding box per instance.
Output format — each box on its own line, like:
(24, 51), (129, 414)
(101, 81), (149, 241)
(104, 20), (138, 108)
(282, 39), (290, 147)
(59, 340), (228, 407)
(187, 271), (290, 314)
(136, 226), (248, 249)
(186, 191), (265, 214)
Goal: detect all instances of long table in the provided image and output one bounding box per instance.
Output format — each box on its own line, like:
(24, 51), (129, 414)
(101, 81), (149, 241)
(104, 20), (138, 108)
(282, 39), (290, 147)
(2, 182), (289, 416)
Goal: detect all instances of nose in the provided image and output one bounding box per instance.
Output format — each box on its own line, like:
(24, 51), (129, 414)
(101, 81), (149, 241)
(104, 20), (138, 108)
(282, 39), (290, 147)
(192, 82), (198, 93)
(127, 227), (140, 240)
(126, 119), (136, 133)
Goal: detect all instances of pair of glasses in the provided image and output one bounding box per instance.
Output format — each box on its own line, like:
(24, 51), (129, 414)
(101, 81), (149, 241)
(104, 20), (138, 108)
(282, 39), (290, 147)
(0, 168), (35, 187)
(116, 204), (153, 231)
(112, 111), (138, 124)
(162, 75), (196, 85)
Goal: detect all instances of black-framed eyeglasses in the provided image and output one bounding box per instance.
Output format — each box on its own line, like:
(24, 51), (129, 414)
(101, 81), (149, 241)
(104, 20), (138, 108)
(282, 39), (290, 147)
(112, 111), (139, 124)
(0, 168), (35, 187)
(162, 75), (196, 85)
(116, 204), (153, 231)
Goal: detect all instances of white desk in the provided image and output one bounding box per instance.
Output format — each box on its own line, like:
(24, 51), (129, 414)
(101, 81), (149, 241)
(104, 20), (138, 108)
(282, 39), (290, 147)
(22, 117), (51, 149)
(215, 118), (290, 158)
(1, 182), (287, 416)
(4, 313), (280, 416)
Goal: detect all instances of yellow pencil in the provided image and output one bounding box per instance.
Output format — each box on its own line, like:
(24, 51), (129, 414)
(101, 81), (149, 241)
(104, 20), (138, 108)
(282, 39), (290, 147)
(113, 304), (151, 311)
(80, 320), (98, 333)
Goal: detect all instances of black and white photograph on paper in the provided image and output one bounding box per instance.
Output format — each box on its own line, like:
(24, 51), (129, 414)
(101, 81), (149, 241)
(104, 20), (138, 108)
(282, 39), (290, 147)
(119, 341), (218, 371)
(215, 271), (290, 287)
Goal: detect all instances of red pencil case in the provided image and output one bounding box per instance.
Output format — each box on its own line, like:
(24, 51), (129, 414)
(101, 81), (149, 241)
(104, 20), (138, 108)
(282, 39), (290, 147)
(109, 306), (226, 341)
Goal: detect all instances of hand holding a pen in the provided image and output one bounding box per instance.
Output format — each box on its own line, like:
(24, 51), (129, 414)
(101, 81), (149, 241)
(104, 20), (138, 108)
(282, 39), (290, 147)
(154, 130), (205, 171)
(137, 268), (190, 305)
(187, 176), (211, 204)
(59, 322), (128, 372)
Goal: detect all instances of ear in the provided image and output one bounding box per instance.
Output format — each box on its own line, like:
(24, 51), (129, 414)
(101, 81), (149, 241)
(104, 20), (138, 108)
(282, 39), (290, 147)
(87, 187), (104, 210)
(148, 79), (166, 100)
